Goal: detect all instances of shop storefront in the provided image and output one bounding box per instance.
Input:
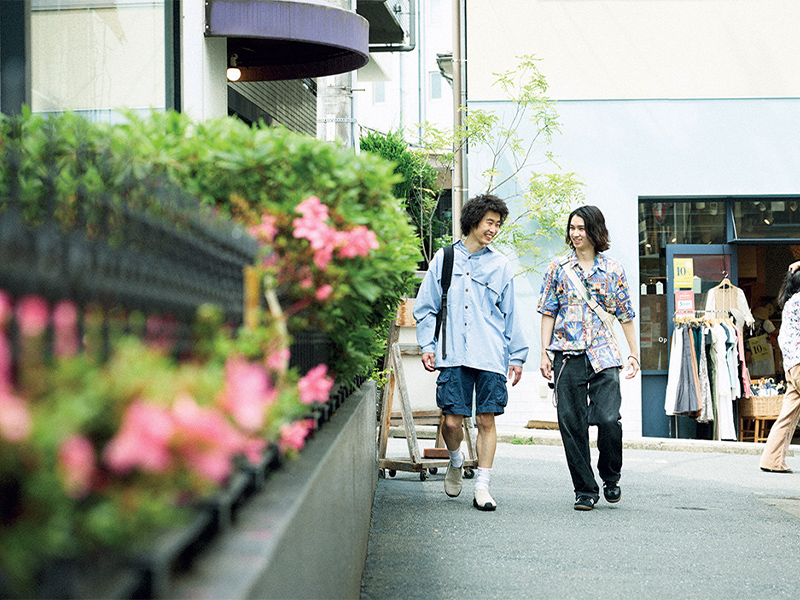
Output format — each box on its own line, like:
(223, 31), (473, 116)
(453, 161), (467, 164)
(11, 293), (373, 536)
(638, 197), (800, 440)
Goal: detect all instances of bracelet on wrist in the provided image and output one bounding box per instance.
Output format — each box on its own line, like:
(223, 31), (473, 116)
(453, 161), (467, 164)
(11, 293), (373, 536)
(628, 355), (640, 364)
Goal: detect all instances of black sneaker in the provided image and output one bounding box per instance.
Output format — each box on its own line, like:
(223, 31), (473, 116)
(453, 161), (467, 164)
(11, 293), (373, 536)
(574, 495), (595, 511)
(603, 482), (621, 503)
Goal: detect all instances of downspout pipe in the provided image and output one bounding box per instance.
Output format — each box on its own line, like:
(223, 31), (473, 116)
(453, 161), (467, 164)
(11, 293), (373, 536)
(451, 0), (466, 240)
(370, 0), (416, 53)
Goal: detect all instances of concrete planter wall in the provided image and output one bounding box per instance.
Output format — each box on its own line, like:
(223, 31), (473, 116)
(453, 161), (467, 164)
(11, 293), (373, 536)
(171, 381), (378, 600)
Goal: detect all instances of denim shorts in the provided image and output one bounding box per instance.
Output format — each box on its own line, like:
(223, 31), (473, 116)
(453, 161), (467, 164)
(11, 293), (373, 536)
(436, 366), (508, 416)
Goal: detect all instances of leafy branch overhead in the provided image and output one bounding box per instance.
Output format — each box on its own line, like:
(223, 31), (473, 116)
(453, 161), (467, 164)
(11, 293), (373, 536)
(418, 54), (584, 274)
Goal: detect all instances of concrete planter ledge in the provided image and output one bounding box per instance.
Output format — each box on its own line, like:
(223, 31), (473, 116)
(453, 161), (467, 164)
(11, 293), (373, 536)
(171, 381), (378, 600)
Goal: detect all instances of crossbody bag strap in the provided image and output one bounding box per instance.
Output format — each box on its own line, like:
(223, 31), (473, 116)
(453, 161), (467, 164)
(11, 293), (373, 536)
(435, 244), (455, 359)
(560, 258), (621, 351)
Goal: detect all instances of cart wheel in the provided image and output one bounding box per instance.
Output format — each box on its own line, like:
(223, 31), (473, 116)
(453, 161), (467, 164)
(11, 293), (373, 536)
(379, 469), (385, 479)
(388, 469), (396, 477)
(420, 471), (428, 481)
(464, 467), (475, 479)
(429, 467), (438, 475)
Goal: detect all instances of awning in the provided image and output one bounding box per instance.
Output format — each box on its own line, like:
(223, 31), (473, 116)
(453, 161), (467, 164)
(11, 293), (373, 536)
(206, 0), (370, 81)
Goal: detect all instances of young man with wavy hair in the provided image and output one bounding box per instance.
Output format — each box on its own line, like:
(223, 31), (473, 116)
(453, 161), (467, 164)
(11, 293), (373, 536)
(538, 205), (639, 511)
(414, 194), (528, 511)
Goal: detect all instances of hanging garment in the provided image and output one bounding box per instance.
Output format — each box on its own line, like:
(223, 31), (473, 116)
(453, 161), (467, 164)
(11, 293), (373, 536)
(696, 326), (714, 423)
(711, 323), (737, 441)
(705, 280), (754, 333)
(673, 325), (701, 415)
(734, 326), (752, 398)
(722, 323), (741, 400)
(664, 326), (684, 416)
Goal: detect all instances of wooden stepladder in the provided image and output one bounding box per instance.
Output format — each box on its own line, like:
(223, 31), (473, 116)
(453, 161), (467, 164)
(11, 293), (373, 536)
(377, 322), (477, 481)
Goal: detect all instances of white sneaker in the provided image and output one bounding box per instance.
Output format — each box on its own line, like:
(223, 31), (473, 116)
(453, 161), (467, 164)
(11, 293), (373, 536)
(444, 462), (463, 497)
(473, 488), (497, 511)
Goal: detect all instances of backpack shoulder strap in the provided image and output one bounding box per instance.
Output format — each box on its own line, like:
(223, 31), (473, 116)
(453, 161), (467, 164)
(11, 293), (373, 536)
(435, 244), (455, 359)
(441, 244), (454, 294)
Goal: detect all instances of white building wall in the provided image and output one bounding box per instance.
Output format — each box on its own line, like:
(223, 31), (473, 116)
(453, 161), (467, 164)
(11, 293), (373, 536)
(357, 0), (453, 142)
(180, 1), (227, 121)
(465, 0), (800, 435)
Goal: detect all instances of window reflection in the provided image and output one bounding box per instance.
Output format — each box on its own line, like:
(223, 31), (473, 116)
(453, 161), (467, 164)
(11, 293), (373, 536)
(733, 199), (800, 239)
(31, 0), (166, 121)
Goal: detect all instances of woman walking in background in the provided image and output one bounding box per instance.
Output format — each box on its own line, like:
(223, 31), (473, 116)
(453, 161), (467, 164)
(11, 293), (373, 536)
(759, 267), (800, 473)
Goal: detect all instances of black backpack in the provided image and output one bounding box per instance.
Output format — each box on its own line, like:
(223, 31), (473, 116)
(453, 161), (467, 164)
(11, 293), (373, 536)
(434, 244), (455, 359)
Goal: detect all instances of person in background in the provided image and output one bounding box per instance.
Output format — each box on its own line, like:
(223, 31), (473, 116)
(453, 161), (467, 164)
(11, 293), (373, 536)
(413, 194), (528, 511)
(759, 266), (800, 473)
(538, 205), (639, 511)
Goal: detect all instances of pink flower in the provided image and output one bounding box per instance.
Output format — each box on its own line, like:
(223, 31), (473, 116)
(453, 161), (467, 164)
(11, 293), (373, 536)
(0, 333), (11, 392)
(249, 214), (278, 243)
(172, 394), (245, 484)
(104, 400), (175, 474)
(300, 277), (313, 289)
(58, 435), (96, 498)
(16, 295), (49, 337)
(315, 284), (333, 301)
(0, 390), (32, 442)
(278, 419), (315, 453)
(294, 219), (336, 251)
(313, 245), (335, 270)
(53, 300), (80, 357)
(338, 226), (379, 259)
(242, 437), (268, 465)
(0, 290), (12, 329)
(297, 364), (334, 405)
(219, 357), (276, 432)
(295, 196), (329, 222)
(265, 346), (290, 372)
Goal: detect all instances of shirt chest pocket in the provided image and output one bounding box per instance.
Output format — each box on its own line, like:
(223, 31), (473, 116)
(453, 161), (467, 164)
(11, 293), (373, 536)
(470, 272), (503, 316)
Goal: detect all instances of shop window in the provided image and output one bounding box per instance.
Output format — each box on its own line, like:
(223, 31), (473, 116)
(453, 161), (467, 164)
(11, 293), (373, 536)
(30, 0), (167, 121)
(732, 199), (800, 241)
(638, 200), (727, 371)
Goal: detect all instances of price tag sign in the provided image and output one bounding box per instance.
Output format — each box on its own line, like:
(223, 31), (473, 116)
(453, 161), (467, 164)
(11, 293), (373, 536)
(748, 335), (771, 362)
(673, 258), (694, 289)
(674, 290), (695, 316)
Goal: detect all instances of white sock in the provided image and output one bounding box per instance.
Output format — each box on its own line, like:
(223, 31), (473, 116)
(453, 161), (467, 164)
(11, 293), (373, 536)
(475, 467), (491, 490)
(449, 449), (464, 468)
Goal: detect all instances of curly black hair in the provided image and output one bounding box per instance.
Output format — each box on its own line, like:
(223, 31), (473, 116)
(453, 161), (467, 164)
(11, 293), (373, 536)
(460, 194), (509, 236)
(565, 205), (610, 252)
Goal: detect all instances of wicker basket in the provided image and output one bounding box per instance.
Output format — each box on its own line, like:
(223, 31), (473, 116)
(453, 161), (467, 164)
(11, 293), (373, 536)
(739, 394), (784, 418)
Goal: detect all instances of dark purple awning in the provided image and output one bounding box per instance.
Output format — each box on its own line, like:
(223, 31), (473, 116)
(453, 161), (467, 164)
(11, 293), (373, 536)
(206, 0), (369, 81)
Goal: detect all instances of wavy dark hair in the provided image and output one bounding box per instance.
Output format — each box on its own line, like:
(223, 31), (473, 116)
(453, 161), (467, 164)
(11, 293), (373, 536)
(565, 205), (610, 252)
(460, 194), (509, 236)
(778, 268), (800, 309)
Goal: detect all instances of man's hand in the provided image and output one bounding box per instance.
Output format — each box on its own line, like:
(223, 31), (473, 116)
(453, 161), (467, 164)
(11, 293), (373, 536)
(790, 261), (800, 274)
(508, 365), (522, 386)
(539, 351), (552, 381)
(421, 352), (436, 372)
(625, 356), (640, 379)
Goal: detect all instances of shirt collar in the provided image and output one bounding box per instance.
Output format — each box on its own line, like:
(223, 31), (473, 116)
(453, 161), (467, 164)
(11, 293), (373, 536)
(456, 239), (493, 257)
(566, 250), (608, 274)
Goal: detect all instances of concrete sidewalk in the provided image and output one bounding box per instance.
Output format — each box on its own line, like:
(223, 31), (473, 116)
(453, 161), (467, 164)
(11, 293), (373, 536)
(395, 422), (799, 457)
(362, 436), (800, 600)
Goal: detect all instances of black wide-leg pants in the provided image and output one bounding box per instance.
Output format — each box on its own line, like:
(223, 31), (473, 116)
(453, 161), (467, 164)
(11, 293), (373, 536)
(553, 352), (623, 501)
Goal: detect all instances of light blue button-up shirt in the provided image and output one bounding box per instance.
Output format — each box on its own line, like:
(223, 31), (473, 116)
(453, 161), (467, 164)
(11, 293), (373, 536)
(413, 240), (528, 377)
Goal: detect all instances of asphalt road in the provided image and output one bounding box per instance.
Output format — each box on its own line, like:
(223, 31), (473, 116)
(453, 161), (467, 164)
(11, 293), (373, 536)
(361, 441), (800, 600)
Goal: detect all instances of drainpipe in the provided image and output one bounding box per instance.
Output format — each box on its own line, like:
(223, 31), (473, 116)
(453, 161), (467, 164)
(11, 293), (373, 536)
(451, 0), (466, 240)
(370, 0), (417, 53)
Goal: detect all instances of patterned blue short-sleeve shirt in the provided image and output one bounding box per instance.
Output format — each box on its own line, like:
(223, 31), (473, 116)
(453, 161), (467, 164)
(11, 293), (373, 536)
(538, 251), (635, 372)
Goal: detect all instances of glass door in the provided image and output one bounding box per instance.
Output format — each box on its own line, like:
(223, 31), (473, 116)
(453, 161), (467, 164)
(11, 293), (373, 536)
(641, 244), (736, 439)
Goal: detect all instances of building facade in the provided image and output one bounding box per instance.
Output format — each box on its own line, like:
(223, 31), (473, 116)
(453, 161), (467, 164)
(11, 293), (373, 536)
(465, 0), (800, 438)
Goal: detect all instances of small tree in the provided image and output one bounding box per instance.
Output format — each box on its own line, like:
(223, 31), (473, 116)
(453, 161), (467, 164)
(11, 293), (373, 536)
(418, 54), (584, 274)
(359, 130), (446, 268)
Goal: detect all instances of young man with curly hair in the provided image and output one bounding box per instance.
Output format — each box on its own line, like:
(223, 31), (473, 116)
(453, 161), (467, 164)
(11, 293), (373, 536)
(413, 194), (528, 511)
(538, 205), (639, 511)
